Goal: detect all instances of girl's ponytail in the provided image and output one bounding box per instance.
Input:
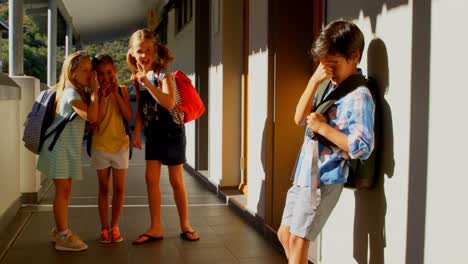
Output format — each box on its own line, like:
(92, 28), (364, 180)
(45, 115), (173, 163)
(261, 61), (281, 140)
(126, 48), (138, 81)
(156, 45), (174, 71)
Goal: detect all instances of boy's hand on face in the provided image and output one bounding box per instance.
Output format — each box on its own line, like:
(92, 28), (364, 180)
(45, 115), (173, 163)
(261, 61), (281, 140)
(310, 62), (333, 86)
(307, 112), (327, 133)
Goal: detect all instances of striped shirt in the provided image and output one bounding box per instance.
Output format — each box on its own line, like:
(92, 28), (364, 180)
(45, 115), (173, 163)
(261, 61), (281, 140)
(293, 81), (375, 186)
(37, 83), (85, 180)
(139, 70), (184, 124)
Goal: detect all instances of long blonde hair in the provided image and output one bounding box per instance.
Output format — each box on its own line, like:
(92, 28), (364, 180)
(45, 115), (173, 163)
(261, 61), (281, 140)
(54, 51), (91, 112)
(126, 28), (174, 81)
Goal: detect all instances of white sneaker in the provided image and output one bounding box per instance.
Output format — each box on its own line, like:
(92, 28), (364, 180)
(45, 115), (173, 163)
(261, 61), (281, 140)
(51, 227), (57, 242)
(54, 230), (88, 251)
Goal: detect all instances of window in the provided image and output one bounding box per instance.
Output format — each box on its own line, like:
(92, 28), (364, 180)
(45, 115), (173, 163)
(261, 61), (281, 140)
(175, 0), (193, 32)
(155, 15), (168, 45)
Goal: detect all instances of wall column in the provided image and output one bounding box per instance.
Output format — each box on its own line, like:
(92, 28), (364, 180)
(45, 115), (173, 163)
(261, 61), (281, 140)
(65, 18), (73, 56)
(47, 0), (57, 86)
(8, 0), (24, 76)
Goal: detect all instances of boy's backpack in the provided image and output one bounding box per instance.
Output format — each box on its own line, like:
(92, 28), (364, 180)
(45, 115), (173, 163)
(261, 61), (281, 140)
(23, 89), (77, 154)
(173, 70), (205, 123)
(85, 85), (133, 159)
(311, 74), (380, 190)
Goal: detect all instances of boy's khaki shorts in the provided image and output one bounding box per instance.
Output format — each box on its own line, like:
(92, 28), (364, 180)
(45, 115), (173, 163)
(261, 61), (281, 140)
(281, 184), (343, 241)
(91, 147), (129, 170)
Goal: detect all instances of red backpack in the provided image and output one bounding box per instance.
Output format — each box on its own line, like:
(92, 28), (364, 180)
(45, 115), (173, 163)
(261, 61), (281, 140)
(173, 70), (205, 123)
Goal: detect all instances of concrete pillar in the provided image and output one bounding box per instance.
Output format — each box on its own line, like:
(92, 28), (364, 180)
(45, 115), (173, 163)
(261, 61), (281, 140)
(8, 0), (24, 76)
(0, 31), (3, 72)
(13, 76), (42, 199)
(47, 0), (57, 86)
(65, 19), (73, 56)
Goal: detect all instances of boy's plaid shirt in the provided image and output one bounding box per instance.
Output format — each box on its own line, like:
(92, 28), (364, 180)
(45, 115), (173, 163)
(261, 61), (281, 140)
(293, 84), (375, 186)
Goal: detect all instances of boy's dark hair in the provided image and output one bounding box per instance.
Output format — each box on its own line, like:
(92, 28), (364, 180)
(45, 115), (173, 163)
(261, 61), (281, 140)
(92, 53), (115, 69)
(310, 19), (364, 62)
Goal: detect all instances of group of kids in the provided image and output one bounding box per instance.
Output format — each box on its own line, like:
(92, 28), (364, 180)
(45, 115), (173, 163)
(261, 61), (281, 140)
(36, 19), (374, 264)
(37, 28), (199, 252)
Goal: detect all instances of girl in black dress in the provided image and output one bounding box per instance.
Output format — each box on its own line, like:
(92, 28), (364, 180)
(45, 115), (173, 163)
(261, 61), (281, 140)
(126, 29), (199, 244)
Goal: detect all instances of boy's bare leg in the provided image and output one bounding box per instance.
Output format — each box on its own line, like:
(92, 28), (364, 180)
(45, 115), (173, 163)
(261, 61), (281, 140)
(277, 225), (291, 259)
(97, 168), (111, 229)
(110, 168), (127, 227)
(288, 234), (310, 264)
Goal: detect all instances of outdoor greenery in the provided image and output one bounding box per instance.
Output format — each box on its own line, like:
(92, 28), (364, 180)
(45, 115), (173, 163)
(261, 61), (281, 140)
(0, 3), (132, 86)
(84, 40), (132, 86)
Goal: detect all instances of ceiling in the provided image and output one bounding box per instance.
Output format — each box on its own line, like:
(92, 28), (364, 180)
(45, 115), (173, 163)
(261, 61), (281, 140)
(24, 0), (168, 45)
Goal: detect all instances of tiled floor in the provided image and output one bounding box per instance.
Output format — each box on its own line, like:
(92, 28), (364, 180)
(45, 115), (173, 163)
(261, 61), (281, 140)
(1, 148), (287, 264)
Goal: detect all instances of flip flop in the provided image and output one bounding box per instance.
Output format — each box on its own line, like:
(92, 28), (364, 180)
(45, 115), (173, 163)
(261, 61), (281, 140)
(179, 231), (200, 242)
(132, 233), (164, 245)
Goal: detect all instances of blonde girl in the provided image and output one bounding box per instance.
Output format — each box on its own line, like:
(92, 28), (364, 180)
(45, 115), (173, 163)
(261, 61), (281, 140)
(90, 54), (132, 243)
(127, 28), (199, 244)
(37, 51), (99, 251)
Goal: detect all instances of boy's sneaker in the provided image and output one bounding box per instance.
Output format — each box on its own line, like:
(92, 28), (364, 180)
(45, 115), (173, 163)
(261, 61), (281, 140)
(99, 229), (111, 244)
(55, 230), (88, 251)
(111, 226), (123, 243)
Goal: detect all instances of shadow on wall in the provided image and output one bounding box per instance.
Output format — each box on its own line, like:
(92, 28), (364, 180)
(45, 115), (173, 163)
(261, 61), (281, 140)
(353, 38), (395, 264)
(406, 0), (431, 263)
(256, 119), (267, 217)
(327, 0), (408, 32)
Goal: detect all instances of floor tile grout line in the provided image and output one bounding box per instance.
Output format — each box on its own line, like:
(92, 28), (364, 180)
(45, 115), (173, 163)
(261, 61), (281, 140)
(66, 195), (215, 199)
(21, 203), (228, 209)
(0, 212), (33, 264)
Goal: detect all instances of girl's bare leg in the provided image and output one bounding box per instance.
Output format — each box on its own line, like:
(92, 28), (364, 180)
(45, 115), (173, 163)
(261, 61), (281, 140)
(53, 179), (72, 231)
(168, 164), (199, 240)
(110, 168), (127, 227)
(134, 160), (163, 243)
(97, 168), (111, 229)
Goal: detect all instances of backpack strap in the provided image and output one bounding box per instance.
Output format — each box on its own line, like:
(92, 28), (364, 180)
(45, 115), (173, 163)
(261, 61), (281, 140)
(155, 69), (184, 125)
(118, 86), (133, 159)
(313, 80), (332, 112)
(47, 112), (78, 151)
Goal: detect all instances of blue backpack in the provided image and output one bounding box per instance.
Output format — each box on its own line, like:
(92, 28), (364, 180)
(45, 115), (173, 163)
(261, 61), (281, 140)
(23, 89), (77, 154)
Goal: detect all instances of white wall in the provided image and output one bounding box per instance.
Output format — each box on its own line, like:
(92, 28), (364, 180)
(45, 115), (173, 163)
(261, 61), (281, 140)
(14, 77), (41, 194)
(245, 0), (269, 218)
(0, 100), (21, 217)
(166, 6), (196, 168)
(425, 0), (468, 263)
(320, 1), (413, 263)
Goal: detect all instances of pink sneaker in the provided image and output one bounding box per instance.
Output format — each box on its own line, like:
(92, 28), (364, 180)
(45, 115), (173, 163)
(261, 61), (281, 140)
(111, 226), (123, 243)
(99, 229), (111, 244)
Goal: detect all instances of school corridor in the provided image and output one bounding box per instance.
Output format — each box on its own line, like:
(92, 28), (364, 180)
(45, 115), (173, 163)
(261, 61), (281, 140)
(0, 147), (286, 264)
